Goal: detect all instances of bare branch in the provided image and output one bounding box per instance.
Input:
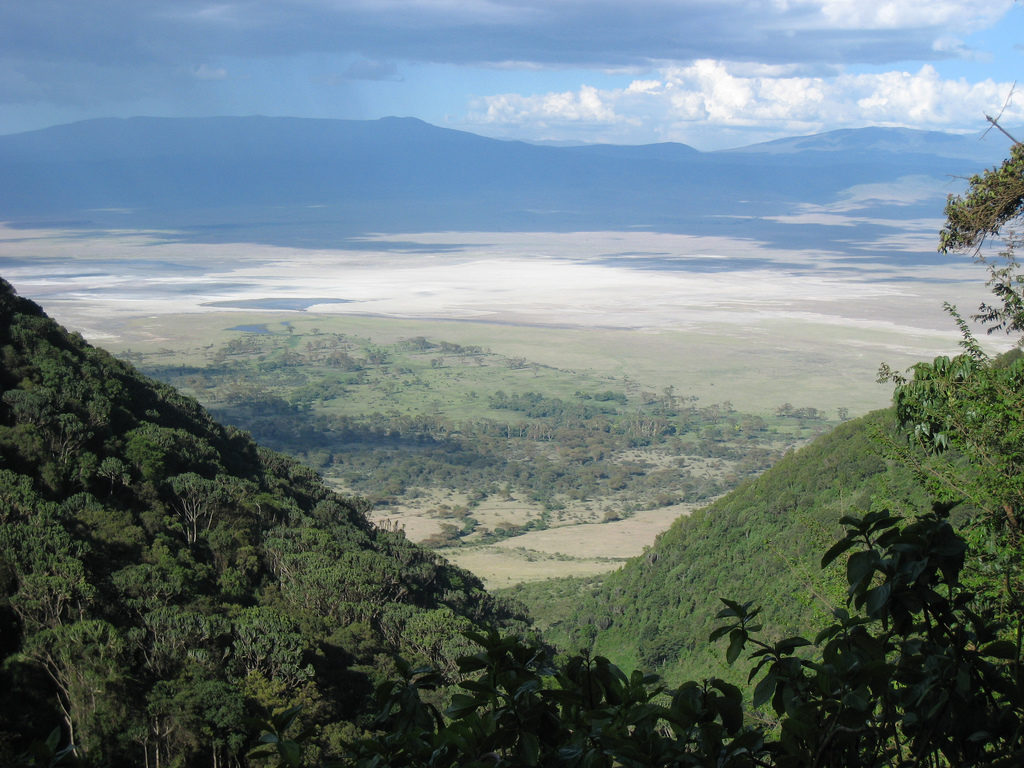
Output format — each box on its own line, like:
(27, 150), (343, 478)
(982, 83), (1021, 146)
(985, 113), (1021, 146)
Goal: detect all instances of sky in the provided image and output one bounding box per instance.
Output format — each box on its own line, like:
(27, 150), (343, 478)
(1, 0), (1022, 150)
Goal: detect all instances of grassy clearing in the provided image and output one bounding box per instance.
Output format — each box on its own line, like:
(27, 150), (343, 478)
(106, 309), (951, 418)
(386, 502), (698, 588)
(437, 546), (625, 588)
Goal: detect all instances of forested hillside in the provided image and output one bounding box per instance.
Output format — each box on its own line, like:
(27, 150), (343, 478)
(0, 278), (526, 766)
(513, 409), (934, 682)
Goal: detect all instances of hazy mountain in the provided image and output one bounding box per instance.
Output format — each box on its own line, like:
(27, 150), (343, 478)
(0, 116), (1011, 253)
(562, 141), (702, 161)
(723, 126), (1001, 163)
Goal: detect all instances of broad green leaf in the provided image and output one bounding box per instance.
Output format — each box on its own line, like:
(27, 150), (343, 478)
(820, 536), (856, 568)
(709, 625), (733, 642)
(726, 630), (746, 665)
(520, 730), (540, 766)
(752, 673), (776, 709)
(775, 637), (811, 655)
(864, 583), (892, 617)
(846, 550), (878, 590)
(980, 640), (1018, 659)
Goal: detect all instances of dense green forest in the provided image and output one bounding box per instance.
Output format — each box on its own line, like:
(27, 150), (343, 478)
(0, 279), (527, 766)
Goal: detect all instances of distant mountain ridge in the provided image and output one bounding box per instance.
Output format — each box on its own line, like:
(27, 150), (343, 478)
(0, 116), (1011, 251)
(723, 126), (997, 161)
(0, 115), (991, 161)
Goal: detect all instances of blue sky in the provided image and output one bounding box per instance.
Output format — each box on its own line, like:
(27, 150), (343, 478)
(2, 0), (1021, 149)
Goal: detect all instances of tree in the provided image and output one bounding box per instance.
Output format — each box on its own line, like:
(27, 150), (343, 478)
(168, 472), (221, 544)
(348, 505), (1024, 767)
(4, 510), (95, 632)
(940, 141), (1024, 256)
(715, 507), (1023, 767)
(96, 456), (130, 495)
(880, 132), (1024, 643)
(20, 620), (127, 762)
(939, 134), (1024, 336)
(0, 275), (529, 765)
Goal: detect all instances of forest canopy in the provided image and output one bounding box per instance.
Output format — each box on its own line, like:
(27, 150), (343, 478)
(0, 279), (527, 766)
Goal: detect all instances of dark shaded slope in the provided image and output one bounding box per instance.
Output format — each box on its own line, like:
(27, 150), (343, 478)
(0, 278), (525, 766)
(518, 411), (930, 683)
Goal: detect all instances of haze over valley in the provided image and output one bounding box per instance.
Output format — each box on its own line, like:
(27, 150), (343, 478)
(1, 116), (1012, 418)
(0, 117), (1014, 587)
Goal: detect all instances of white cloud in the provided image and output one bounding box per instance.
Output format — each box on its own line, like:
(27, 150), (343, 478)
(625, 79), (662, 95)
(481, 84), (620, 125)
(848, 66), (1008, 124)
(469, 61), (1022, 146)
(795, 0), (1011, 30)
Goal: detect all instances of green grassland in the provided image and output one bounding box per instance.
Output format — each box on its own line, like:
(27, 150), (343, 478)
(104, 309), (910, 414)
(106, 310), (840, 583)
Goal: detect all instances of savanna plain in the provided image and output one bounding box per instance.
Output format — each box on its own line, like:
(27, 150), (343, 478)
(1, 222), (1000, 587)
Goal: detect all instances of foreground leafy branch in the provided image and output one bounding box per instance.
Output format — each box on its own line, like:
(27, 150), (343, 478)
(940, 142), (1024, 255)
(346, 507), (1023, 767)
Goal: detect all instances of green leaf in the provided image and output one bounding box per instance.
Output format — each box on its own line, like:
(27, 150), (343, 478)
(716, 598), (744, 618)
(520, 730), (540, 766)
(864, 583), (892, 617)
(820, 536), (856, 568)
(842, 690), (870, 712)
(717, 692), (743, 733)
(709, 678), (741, 700)
(457, 655), (490, 673)
(981, 640), (1018, 660)
(775, 637), (811, 655)
(276, 704), (303, 732)
(280, 740), (302, 768)
(752, 673), (776, 709)
(709, 625), (733, 642)
(447, 693), (480, 719)
(846, 550), (878, 590)
(513, 679), (541, 700)
(726, 629), (746, 665)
